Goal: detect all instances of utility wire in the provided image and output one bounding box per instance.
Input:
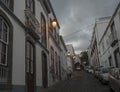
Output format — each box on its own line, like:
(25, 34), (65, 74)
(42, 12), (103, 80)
(64, 0), (120, 39)
(63, 23), (94, 38)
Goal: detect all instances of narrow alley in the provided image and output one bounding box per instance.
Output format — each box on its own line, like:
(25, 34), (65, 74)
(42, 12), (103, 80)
(1, 0), (120, 92)
(41, 71), (110, 92)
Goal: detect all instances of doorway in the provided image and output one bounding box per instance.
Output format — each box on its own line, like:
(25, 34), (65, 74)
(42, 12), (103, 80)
(42, 51), (48, 88)
(26, 41), (35, 92)
(114, 48), (120, 67)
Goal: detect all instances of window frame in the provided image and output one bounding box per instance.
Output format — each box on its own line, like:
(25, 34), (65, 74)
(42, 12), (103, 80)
(26, 40), (35, 74)
(55, 52), (58, 75)
(50, 18), (53, 33)
(41, 13), (47, 47)
(0, 0), (10, 8)
(0, 10), (13, 89)
(0, 0), (14, 11)
(50, 47), (54, 74)
(26, 0), (35, 14)
(0, 16), (9, 66)
(110, 22), (117, 40)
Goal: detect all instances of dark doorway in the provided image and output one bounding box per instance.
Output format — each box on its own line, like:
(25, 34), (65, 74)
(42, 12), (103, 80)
(26, 41), (35, 92)
(108, 56), (112, 66)
(42, 51), (48, 88)
(59, 59), (61, 80)
(114, 48), (120, 67)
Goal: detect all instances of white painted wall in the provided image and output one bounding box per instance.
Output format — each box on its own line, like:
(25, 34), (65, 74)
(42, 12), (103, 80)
(95, 18), (111, 43)
(14, 0), (25, 24)
(35, 0), (50, 87)
(0, 7), (26, 85)
(66, 57), (73, 72)
(66, 44), (75, 55)
(59, 38), (67, 80)
(1, 0), (64, 89)
(12, 23), (25, 85)
(95, 17), (111, 67)
(48, 36), (61, 85)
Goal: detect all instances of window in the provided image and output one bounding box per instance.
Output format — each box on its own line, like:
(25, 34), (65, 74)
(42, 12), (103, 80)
(50, 47), (54, 74)
(114, 48), (120, 67)
(55, 52), (58, 76)
(0, 0), (10, 8)
(111, 22), (116, 32)
(0, 16), (9, 65)
(106, 38), (109, 47)
(58, 56), (61, 79)
(54, 28), (57, 39)
(41, 13), (47, 47)
(0, 0), (14, 10)
(109, 56), (113, 66)
(41, 0), (50, 13)
(0, 10), (13, 89)
(50, 18), (53, 33)
(26, 41), (34, 73)
(111, 22), (117, 39)
(0, 16), (9, 83)
(26, 0), (34, 13)
(102, 42), (105, 52)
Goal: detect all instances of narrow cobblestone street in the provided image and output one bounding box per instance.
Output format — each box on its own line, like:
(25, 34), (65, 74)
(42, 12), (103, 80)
(42, 71), (111, 92)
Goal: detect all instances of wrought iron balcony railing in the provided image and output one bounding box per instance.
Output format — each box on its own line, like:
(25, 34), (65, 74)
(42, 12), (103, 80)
(24, 9), (40, 35)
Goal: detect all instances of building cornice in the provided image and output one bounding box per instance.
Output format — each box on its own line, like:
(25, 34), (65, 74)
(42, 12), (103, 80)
(48, 0), (60, 29)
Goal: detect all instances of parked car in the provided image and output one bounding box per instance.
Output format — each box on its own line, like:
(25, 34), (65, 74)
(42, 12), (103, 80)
(98, 67), (111, 84)
(84, 66), (93, 73)
(75, 67), (81, 71)
(94, 67), (100, 78)
(88, 68), (94, 74)
(109, 68), (120, 92)
(84, 66), (89, 72)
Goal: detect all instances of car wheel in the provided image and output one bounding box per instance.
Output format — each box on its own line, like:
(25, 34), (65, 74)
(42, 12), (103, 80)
(109, 85), (114, 92)
(110, 88), (114, 92)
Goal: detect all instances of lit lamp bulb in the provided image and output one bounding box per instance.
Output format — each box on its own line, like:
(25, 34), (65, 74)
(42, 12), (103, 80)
(52, 19), (57, 28)
(67, 52), (71, 56)
(73, 56), (76, 59)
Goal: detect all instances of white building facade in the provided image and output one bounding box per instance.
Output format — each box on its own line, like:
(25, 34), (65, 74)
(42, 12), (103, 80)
(48, 3), (61, 85)
(95, 17), (111, 67)
(99, 2), (120, 68)
(89, 2), (120, 68)
(0, 0), (67, 92)
(89, 17), (111, 67)
(59, 36), (67, 80)
(66, 44), (75, 73)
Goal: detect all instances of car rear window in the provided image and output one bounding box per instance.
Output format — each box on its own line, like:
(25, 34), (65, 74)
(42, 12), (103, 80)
(102, 68), (110, 73)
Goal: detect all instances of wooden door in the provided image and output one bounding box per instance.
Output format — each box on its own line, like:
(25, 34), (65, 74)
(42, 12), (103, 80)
(26, 41), (35, 92)
(42, 52), (48, 88)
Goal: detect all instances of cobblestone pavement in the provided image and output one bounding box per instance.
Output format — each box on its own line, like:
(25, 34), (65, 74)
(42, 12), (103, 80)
(42, 71), (111, 92)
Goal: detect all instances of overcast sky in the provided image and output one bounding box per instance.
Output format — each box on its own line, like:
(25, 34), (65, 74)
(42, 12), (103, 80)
(50, 0), (120, 54)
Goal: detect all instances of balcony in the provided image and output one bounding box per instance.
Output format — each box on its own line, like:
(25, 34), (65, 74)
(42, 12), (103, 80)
(24, 9), (40, 36)
(110, 32), (118, 47)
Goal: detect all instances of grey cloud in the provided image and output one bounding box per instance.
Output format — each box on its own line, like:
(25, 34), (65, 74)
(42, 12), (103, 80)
(50, 0), (119, 54)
